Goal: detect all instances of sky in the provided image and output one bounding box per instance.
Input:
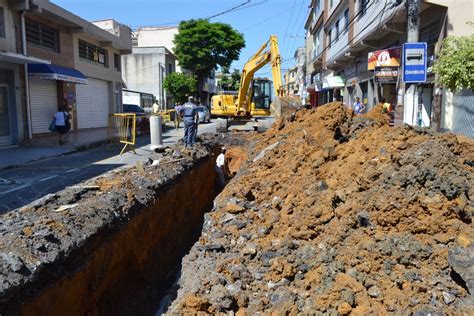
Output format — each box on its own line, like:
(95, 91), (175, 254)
(51, 0), (308, 76)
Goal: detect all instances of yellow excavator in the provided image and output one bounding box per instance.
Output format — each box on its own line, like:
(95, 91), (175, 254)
(211, 35), (289, 118)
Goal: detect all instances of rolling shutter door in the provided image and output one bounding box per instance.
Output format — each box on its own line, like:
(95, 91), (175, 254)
(29, 79), (57, 134)
(76, 82), (91, 129)
(76, 78), (109, 129)
(91, 79), (109, 128)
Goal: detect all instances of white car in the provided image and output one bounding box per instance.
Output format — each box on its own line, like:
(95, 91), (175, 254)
(196, 106), (211, 123)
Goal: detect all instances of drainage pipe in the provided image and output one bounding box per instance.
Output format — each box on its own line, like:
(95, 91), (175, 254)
(20, 9), (32, 139)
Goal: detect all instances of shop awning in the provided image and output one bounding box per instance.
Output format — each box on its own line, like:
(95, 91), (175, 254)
(28, 64), (88, 84)
(322, 76), (345, 89)
(0, 52), (50, 64)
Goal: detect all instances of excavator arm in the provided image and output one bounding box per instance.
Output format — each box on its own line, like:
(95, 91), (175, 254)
(236, 35), (284, 115)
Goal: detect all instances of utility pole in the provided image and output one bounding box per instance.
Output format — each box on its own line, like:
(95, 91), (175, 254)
(404, 0), (420, 126)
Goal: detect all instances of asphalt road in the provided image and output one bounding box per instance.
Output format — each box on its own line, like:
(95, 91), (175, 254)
(0, 121), (217, 213)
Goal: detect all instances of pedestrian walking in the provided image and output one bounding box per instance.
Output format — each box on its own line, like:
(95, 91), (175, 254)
(174, 103), (182, 129)
(180, 96), (198, 147)
(216, 147), (226, 187)
(53, 100), (71, 145)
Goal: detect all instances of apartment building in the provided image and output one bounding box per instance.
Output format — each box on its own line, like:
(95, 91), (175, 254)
(284, 66), (298, 96)
(304, 0), (473, 137)
(0, 0), (131, 146)
(0, 0), (50, 146)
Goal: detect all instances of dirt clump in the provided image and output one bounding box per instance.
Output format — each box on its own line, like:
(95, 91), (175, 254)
(166, 102), (473, 315)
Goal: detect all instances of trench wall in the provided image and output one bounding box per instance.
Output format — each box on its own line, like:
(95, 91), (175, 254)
(2, 152), (217, 315)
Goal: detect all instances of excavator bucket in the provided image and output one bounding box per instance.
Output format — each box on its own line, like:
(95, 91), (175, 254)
(270, 96), (303, 118)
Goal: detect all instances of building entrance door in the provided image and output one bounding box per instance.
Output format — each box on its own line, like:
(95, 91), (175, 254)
(0, 85), (12, 146)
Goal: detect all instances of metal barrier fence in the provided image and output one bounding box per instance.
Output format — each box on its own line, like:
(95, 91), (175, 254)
(108, 113), (136, 155)
(158, 109), (175, 123)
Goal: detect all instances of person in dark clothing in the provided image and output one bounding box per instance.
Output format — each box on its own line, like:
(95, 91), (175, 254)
(179, 96), (198, 147)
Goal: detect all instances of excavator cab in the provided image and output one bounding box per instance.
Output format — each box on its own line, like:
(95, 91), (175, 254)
(250, 78), (272, 116)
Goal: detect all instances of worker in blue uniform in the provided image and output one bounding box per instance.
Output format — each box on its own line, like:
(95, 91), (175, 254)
(180, 96), (198, 147)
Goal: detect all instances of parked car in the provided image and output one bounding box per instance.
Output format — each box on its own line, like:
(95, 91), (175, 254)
(123, 104), (147, 117)
(196, 106), (211, 123)
(122, 104), (149, 134)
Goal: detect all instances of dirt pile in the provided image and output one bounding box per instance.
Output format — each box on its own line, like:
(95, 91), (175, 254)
(166, 103), (473, 315)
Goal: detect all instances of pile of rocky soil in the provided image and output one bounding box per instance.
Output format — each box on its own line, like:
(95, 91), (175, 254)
(166, 102), (473, 315)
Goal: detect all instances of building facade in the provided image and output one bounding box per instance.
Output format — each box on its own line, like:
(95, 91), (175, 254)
(303, 0), (473, 137)
(0, 0), (131, 147)
(121, 46), (176, 109)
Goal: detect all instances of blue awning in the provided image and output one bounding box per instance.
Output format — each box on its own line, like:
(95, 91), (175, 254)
(28, 64), (88, 84)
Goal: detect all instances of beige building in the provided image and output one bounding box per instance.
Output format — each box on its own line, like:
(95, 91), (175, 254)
(25, 3), (131, 134)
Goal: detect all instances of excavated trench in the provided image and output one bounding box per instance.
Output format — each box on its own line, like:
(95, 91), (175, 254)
(0, 138), (247, 315)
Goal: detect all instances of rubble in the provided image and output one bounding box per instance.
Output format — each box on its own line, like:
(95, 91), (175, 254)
(167, 102), (473, 314)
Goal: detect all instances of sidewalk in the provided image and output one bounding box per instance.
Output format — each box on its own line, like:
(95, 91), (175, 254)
(0, 128), (110, 170)
(0, 123), (191, 171)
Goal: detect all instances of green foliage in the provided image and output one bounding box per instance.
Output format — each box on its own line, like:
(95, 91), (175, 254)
(173, 19), (245, 81)
(433, 35), (474, 91)
(163, 72), (197, 104)
(220, 68), (241, 91)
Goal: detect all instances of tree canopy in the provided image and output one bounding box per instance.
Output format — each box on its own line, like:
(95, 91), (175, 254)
(173, 19), (245, 82)
(220, 68), (241, 91)
(433, 34), (474, 91)
(163, 72), (197, 104)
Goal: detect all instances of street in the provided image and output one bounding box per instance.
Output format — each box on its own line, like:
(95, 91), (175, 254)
(0, 121), (217, 213)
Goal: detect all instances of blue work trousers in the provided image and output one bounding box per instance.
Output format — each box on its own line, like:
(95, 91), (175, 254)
(184, 121), (196, 147)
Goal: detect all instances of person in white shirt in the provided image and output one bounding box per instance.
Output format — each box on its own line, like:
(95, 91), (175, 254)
(152, 101), (160, 114)
(53, 101), (70, 145)
(216, 147), (226, 187)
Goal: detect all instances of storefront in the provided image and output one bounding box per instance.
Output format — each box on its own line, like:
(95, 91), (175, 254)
(28, 63), (88, 134)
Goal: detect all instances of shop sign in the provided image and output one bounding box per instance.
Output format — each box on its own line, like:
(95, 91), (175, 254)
(374, 66), (399, 83)
(368, 47), (401, 70)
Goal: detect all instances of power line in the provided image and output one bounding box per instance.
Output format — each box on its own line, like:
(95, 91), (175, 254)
(283, 0), (306, 62)
(205, 0), (251, 20)
(281, 0), (299, 67)
(241, 1), (305, 31)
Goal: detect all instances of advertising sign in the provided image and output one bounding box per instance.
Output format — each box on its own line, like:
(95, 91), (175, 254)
(374, 66), (399, 83)
(402, 42), (427, 83)
(368, 47), (401, 70)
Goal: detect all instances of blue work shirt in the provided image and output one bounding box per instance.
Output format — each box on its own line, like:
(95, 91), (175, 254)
(180, 102), (197, 123)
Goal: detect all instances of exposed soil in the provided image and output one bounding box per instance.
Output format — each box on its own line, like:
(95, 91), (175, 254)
(167, 102), (474, 315)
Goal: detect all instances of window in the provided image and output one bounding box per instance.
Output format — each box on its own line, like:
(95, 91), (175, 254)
(335, 20), (340, 40)
(359, 0), (368, 16)
(0, 7), (5, 38)
(313, 0), (321, 19)
(344, 8), (349, 30)
(313, 29), (321, 58)
(79, 40), (108, 67)
(114, 53), (121, 71)
(328, 29), (332, 47)
(167, 62), (173, 74)
(26, 18), (60, 52)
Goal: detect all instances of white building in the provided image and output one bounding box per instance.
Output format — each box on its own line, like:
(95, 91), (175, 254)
(121, 46), (176, 109)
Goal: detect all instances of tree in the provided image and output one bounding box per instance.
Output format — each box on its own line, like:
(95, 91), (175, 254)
(164, 72), (197, 104)
(174, 19), (245, 98)
(220, 68), (241, 91)
(433, 34), (474, 91)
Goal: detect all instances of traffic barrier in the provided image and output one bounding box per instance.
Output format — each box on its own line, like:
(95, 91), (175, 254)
(108, 113), (136, 155)
(158, 109), (174, 123)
